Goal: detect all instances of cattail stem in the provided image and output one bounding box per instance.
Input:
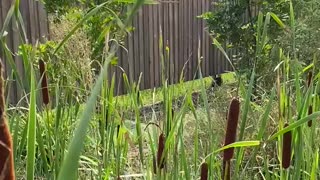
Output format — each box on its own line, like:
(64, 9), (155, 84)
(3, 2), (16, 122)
(307, 71), (313, 127)
(0, 59), (15, 179)
(282, 123), (292, 169)
(39, 60), (49, 105)
(222, 160), (231, 180)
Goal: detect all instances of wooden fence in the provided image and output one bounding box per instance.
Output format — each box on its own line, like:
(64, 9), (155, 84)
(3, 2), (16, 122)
(112, 0), (231, 95)
(0, 0), (48, 104)
(1, 0), (234, 104)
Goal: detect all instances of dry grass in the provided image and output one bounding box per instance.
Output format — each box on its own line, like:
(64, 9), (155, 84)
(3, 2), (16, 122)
(49, 10), (93, 90)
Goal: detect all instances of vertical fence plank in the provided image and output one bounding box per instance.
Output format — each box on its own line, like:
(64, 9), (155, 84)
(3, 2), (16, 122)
(157, 2), (163, 86)
(138, 8), (144, 90)
(179, 0), (184, 81)
(148, 5), (154, 89)
(163, 1), (168, 81)
(133, 13), (139, 86)
(154, 4), (160, 87)
(144, 7), (150, 89)
(168, 1), (174, 84)
(173, 0), (179, 84)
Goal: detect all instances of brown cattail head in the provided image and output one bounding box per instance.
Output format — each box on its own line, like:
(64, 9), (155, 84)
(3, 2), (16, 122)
(282, 123), (292, 169)
(153, 155), (157, 174)
(200, 162), (209, 180)
(157, 133), (166, 169)
(0, 59), (15, 179)
(171, 108), (174, 120)
(137, 91), (141, 106)
(223, 98), (240, 161)
(307, 71), (313, 88)
(116, 124), (120, 137)
(222, 160), (231, 180)
(39, 60), (49, 105)
(308, 105), (313, 127)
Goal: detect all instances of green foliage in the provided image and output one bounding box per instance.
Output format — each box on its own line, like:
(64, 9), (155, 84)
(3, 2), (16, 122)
(43, 0), (129, 66)
(203, 0), (320, 90)
(41, 0), (78, 17)
(201, 0), (291, 89)
(274, 0), (320, 64)
(83, 2), (127, 62)
(19, 41), (92, 105)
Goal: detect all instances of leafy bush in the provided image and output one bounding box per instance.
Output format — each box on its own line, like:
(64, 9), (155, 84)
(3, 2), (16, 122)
(201, 0), (292, 89)
(19, 39), (93, 106)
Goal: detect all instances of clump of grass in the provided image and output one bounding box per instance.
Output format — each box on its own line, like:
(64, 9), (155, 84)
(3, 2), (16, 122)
(0, 59), (15, 180)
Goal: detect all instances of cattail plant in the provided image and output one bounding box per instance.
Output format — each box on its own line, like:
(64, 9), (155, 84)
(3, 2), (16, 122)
(307, 71), (313, 127)
(223, 97), (240, 180)
(222, 160), (231, 180)
(171, 108), (174, 120)
(157, 133), (166, 170)
(200, 162), (209, 180)
(0, 59), (15, 179)
(282, 123), (292, 169)
(307, 71), (313, 88)
(308, 105), (313, 127)
(39, 59), (49, 105)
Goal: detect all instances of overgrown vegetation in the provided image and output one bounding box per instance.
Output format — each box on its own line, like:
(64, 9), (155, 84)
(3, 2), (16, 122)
(0, 0), (320, 179)
(201, 0), (320, 90)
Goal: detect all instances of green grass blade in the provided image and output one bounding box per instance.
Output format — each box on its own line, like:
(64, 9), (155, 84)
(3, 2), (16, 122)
(257, 88), (276, 140)
(26, 65), (37, 180)
(310, 149), (319, 180)
(270, 12), (286, 29)
(239, 69), (255, 141)
(214, 141), (260, 153)
(57, 51), (116, 179)
(268, 111), (320, 140)
(204, 141), (260, 160)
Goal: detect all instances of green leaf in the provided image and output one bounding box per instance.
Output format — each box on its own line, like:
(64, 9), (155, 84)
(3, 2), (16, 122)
(270, 12), (286, 29)
(26, 65), (37, 180)
(268, 111), (320, 141)
(214, 141), (260, 153)
(204, 141), (260, 160)
(239, 69), (255, 141)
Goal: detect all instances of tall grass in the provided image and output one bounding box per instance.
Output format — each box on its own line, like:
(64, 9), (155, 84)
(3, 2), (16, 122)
(1, 0), (320, 179)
